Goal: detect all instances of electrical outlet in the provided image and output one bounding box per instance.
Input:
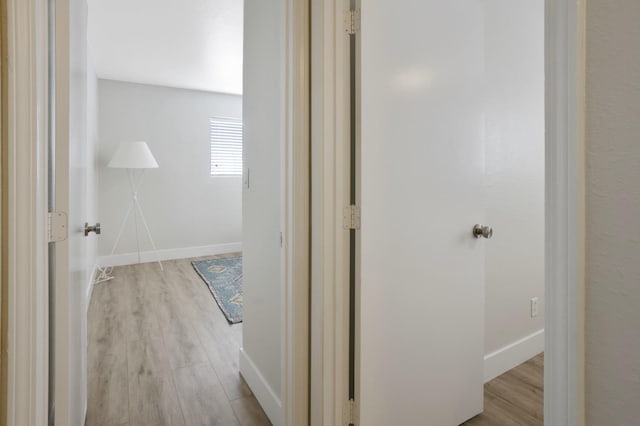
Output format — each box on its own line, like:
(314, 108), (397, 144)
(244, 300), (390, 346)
(530, 297), (539, 318)
(244, 168), (251, 189)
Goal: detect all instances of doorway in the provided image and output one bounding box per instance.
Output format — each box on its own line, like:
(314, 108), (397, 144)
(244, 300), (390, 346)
(310, 2), (580, 424)
(351, 1), (545, 424)
(47, 0), (309, 425)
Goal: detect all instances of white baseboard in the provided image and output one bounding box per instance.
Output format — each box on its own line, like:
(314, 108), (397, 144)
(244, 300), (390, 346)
(484, 329), (544, 383)
(239, 348), (283, 426)
(97, 242), (242, 267)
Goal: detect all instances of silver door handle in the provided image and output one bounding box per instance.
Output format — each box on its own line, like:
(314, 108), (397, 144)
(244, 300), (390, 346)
(84, 222), (101, 236)
(473, 224), (493, 239)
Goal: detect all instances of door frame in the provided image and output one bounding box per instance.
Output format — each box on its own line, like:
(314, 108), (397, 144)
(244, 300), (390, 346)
(544, 0), (586, 423)
(310, 0), (352, 423)
(310, 0), (586, 425)
(2, 0), (51, 424)
(2, 0), (310, 425)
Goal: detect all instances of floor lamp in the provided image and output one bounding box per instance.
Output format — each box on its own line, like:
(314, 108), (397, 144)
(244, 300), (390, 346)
(107, 141), (164, 272)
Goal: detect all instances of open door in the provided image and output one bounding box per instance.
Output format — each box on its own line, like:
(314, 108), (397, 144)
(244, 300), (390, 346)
(50, 0), (95, 424)
(357, 1), (486, 424)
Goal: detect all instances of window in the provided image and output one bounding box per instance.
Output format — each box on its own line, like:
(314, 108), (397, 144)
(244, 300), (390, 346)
(210, 116), (243, 176)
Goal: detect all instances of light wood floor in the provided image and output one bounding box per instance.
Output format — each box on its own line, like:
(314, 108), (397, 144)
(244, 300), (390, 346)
(463, 353), (544, 425)
(87, 256), (542, 426)
(86, 256), (271, 426)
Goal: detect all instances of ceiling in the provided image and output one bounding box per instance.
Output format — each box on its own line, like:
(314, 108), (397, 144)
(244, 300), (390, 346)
(87, 0), (243, 94)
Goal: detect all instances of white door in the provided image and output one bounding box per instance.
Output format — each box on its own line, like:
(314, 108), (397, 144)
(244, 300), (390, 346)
(358, 1), (486, 425)
(52, 0), (94, 424)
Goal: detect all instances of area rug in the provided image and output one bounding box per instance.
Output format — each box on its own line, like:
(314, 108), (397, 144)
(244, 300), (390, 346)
(191, 256), (243, 324)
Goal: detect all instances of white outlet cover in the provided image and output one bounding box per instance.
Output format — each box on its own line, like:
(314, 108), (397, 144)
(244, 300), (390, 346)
(530, 297), (539, 318)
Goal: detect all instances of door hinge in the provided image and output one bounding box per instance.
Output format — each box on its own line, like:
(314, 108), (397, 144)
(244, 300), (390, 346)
(343, 205), (361, 230)
(343, 398), (358, 425)
(48, 211), (68, 242)
(344, 9), (361, 35)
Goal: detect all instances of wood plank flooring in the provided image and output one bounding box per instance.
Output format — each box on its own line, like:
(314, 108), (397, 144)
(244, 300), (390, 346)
(463, 353), (544, 425)
(86, 256), (270, 426)
(88, 256), (543, 426)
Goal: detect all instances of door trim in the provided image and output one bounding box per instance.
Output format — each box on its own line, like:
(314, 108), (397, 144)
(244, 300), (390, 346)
(284, 0), (311, 424)
(310, 0), (352, 424)
(52, 0), (73, 422)
(545, 0), (586, 424)
(2, 0), (51, 424)
(2, 0), (311, 425)
(311, 0), (586, 425)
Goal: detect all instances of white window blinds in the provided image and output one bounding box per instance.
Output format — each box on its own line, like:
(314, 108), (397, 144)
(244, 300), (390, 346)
(210, 117), (243, 176)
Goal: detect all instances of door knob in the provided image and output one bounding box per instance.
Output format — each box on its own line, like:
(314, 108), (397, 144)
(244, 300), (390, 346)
(84, 222), (101, 236)
(473, 224), (493, 239)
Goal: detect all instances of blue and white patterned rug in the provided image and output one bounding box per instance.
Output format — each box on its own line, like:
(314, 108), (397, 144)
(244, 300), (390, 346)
(191, 256), (243, 324)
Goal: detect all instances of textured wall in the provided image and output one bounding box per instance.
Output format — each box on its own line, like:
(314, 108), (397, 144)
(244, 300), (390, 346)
(586, 1), (640, 423)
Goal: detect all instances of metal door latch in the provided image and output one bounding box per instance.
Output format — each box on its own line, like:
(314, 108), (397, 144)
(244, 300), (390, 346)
(473, 224), (493, 239)
(84, 222), (101, 236)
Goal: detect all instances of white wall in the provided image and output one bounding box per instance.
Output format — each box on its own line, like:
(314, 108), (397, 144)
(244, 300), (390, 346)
(586, 1), (640, 423)
(240, 0), (285, 424)
(96, 80), (242, 263)
(483, 0), (545, 380)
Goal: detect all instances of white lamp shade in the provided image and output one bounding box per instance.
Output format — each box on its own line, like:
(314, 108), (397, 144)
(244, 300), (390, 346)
(108, 141), (159, 169)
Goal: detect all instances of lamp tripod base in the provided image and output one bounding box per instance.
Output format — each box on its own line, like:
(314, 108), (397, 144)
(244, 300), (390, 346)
(98, 170), (164, 281)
